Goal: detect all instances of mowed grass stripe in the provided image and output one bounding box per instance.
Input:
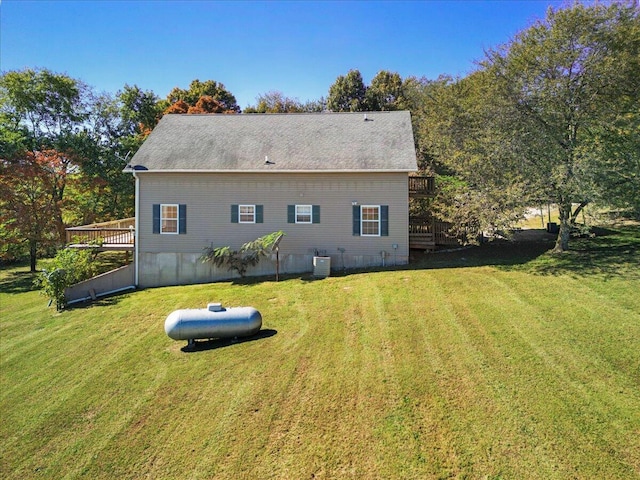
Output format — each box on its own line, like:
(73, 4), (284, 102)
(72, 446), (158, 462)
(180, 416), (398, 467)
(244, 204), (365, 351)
(385, 268), (547, 478)
(461, 269), (640, 478)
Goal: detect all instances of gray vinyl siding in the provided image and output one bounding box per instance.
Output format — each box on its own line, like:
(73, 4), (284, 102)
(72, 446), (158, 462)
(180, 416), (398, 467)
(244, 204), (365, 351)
(138, 172), (409, 259)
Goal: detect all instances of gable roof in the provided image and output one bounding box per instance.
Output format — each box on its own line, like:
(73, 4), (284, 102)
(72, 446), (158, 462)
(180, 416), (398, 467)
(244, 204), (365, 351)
(129, 111), (417, 173)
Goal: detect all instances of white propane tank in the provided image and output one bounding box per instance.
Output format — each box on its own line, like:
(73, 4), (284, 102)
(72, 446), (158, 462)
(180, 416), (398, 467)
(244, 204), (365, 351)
(164, 303), (262, 346)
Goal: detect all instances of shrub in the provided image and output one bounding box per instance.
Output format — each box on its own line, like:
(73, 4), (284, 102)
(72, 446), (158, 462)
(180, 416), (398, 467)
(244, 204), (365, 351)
(35, 248), (96, 310)
(201, 231), (285, 278)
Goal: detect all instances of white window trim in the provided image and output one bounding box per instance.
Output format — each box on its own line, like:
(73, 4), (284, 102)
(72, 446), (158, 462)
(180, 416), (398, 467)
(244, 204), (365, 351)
(295, 204), (312, 224)
(160, 204), (179, 235)
(239, 204), (256, 224)
(361, 205), (381, 237)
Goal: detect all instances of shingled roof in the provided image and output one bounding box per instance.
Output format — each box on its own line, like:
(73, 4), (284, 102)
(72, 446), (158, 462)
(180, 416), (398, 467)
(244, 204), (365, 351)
(129, 111), (417, 172)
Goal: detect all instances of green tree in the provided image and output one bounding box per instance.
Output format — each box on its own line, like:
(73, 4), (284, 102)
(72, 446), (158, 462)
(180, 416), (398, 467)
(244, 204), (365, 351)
(414, 3), (639, 251)
(365, 70), (407, 111)
(244, 91), (305, 113)
(118, 84), (161, 138)
(69, 91), (136, 222)
(482, 2), (640, 251)
(327, 69), (368, 112)
(0, 68), (89, 142)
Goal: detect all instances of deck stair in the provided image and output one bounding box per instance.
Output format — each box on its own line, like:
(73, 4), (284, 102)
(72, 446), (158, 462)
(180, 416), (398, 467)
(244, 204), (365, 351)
(409, 232), (436, 251)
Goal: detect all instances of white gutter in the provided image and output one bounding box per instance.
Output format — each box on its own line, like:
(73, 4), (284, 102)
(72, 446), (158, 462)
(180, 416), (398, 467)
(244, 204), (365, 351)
(133, 170), (140, 287)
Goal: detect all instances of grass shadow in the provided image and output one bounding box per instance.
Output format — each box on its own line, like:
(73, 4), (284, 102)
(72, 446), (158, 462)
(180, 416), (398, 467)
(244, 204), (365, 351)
(0, 269), (38, 294)
(409, 238), (556, 271)
(334, 225), (639, 280)
(65, 292), (132, 310)
(505, 225), (640, 280)
(180, 328), (278, 353)
(225, 231), (558, 283)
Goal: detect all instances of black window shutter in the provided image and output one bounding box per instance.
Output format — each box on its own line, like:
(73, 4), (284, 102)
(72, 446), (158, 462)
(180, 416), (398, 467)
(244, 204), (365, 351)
(312, 205), (320, 224)
(231, 204), (239, 223)
(256, 205), (264, 223)
(287, 205), (295, 223)
(178, 204), (187, 234)
(381, 205), (389, 236)
(352, 205), (361, 236)
(152, 204), (160, 234)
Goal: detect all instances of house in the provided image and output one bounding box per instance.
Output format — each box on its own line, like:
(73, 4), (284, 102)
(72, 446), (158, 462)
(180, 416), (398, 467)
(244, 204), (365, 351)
(120, 111), (419, 288)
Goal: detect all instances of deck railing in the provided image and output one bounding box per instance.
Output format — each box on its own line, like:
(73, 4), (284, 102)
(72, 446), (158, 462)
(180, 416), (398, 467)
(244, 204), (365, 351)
(66, 218), (135, 247)
(408, 176), (436, 197)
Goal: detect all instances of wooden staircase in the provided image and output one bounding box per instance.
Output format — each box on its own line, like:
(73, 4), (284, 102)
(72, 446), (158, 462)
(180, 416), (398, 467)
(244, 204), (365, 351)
(409, 232), (436, 251)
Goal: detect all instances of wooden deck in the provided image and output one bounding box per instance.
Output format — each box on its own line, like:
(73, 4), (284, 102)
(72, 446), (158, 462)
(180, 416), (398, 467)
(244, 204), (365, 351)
(66, 218), (135, 251)
(409, 216), (461, 250)
(408, 175), (436, 198)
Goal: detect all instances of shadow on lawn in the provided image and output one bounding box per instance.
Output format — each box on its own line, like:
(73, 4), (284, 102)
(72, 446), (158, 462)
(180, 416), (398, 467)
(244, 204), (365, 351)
(505, 226), (640, 280)
(231, 226), (638, 284)
(0, 269), (38, 294)
(362, 225), (638, 280)
(66, 293), (130, 310)
(180, 328), (278, 353)
(409, 236), (555, 271)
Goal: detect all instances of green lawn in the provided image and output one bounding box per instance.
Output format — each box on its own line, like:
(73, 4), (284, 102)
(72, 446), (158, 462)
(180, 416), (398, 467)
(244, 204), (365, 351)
(1, 227), (639, 479)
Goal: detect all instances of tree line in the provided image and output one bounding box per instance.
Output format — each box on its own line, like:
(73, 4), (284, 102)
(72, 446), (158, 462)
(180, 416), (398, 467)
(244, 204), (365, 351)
(1, 1), (638, 271)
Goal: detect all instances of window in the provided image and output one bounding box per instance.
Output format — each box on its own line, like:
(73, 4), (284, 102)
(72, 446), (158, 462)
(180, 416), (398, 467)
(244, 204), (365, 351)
(288, 205), (320, 224)
(296, 205), (312, 223)
(361, 206), (380, 236)
(239, 205), (256, 223)
(231, 204), (264, 223)
(352, 205), (388, 237)
(161, 204), (178, 233)
(153, 204), (187, 234)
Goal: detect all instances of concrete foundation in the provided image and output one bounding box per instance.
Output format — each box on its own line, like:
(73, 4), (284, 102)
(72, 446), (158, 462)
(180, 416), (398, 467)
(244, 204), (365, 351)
(137, 252), (408, 288)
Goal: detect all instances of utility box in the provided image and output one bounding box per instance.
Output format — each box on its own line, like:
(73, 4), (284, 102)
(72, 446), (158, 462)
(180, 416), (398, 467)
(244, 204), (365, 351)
(313, 256), (331, 278)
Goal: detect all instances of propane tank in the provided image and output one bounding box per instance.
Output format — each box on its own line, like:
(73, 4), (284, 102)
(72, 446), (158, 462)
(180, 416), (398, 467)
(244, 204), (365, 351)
(165, 303), (262, 348)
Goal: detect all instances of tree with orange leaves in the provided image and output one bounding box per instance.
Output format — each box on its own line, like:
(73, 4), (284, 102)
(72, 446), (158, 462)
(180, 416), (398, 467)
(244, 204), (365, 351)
(161, 79), (240, 114)
(0, 150), (63, 271)
(163, 99), (190, 114)
(164, 95), (236, 115)
(187, 95), (227, 114)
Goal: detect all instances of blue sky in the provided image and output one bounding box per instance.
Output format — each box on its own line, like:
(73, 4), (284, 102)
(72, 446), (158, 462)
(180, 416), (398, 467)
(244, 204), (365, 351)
(1, 0), (563, 109)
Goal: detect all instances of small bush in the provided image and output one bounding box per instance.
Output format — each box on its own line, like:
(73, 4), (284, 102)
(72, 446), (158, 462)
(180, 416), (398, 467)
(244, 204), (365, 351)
(35, 249), (96, 310)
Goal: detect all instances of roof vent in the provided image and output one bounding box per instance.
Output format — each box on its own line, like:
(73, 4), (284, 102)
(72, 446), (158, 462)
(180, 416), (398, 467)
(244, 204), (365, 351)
(265, 155), (274, 165)
(364, 113), (372, 122)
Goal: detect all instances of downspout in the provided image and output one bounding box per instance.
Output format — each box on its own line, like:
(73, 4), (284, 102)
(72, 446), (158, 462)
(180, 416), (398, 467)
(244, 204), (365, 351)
(133, 170), (140, 287)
